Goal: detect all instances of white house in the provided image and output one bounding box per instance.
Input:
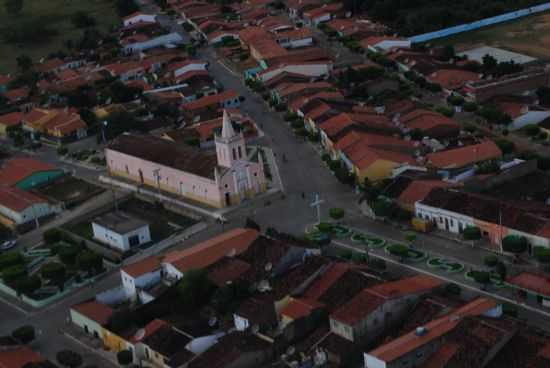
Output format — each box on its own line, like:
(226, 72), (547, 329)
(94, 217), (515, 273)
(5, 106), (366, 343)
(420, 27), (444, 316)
(258, 61), (333, 83)
(169, 60), (209, 78)
(123, 33), (184, 53)
(360, 37), (411, 53)
(92, 211), (151, 251)
(0, 186), (58, 226)
(120, 257), (162, 300)
(123, 12), (157, 27)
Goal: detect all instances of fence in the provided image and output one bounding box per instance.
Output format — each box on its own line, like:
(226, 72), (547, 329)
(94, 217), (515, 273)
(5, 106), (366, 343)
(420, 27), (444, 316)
(409, 2), (550, 43)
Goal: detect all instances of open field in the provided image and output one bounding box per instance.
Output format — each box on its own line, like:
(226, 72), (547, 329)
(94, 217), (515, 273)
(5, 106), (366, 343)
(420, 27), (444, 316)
(0, 0), (119, 73)
(434, 11), (550, 60)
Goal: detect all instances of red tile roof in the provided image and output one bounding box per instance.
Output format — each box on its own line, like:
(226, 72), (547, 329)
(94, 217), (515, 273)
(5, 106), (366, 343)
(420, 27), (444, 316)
(367, 275), (442, 299)
(0, 346), (43, 368)
(426, 141), (502, 169)
(3, 88), (29, 102)
(367, 298), (497, 363)
(122, 257), (161, 278)
(281, 298), (323, 320)
(303, 262), (354, 300)
(0, 158), (59, 187)
(182, 90), (239, 111)
(400, 109), (459, 132)
(507, 272), (550, 297)
(0, 112), (23, 127)
(163, 228), (259, 273)
(72, 300), (114, 326)
(0, 74), (13, 85)
(0, 186), (46, 212)
(330, 289), (386, 325)
(207, 257), (251, 287)
(398, 180), (453, 208)
(131, 319), (168, 342)
(428, 69), (481, 90)
(422, 343), (460, 368)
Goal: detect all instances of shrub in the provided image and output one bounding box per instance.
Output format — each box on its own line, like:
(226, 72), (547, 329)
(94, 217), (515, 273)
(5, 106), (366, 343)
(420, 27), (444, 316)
(495, 139), (514, 154)
(464, 123), (477, 133)
(57, 146), (68, 156)
(329, 208), (345, 221)
(463, 102), (478, 112)
(387, 244), (409, 257)
(56, 350), (83, 368)
(14, 275), (41, 296)
(321, 154), (331, 163)
(0, 252), (24, 271)
(58, 246), (81, 266)
(524, 124), (540, 137)
(116, 350), (133, 366)
(291, 120), (303, 130)
(434, 106), (454, 117)
(328, 160), (341, 171)
(471, 270), (491, 284)
(539, 131), (549, 140)
(463, 226), (481, 241)
(502, 235), (528, 254)
(447, 95), (464, 106)
(445, 283), (461, 296)
(484, 255), (499, 267)
(43, 229), (63, 244)
(40, 262), (66, 286)
(317, 222), (333, 233)
(538, 156), (550, 171)
(534, 246), (550, 263)
(12, 325), (35, 344)
(1, 264), (26, 284)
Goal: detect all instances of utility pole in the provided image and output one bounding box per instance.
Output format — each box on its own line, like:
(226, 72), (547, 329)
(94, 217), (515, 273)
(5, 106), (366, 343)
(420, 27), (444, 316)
(310, 193), (325, 224)
(153, 168), (162, 202)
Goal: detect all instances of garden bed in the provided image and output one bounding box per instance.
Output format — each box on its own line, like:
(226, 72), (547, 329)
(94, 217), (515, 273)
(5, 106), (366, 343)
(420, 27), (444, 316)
(464, 270), (505, 288)
(385, 244), (427, 262)
(351, 232), (386, 248)
(315, 223), (352, 238)
(427, 257), (464, 273)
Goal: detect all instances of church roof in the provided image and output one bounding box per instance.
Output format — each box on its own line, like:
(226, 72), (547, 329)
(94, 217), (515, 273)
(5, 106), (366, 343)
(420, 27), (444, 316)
(107, 134), (218, 179)
(221, 109), (236, 139)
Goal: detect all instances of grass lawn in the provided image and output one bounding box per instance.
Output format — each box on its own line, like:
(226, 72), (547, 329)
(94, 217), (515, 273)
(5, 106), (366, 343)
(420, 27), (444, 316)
(433, 11), (550, 59)
(0, 0), (120, 73)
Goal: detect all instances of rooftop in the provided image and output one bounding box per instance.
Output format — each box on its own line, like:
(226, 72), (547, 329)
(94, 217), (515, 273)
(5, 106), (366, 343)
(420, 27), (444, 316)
(72, 300), (114, 326)
(207, 257), (251, 287)
(280, 298), (324, 320)
(330, 289), (386, 326)
(181, 90), (239, 111)
(0, 346), (43, 368)
(163, 228), (259, 274)
(0, 158), (59, 187)
(142, 324), (192, 358)
(426, 141), (502, 169)
(93, 211), (148, 234)
(121, 256), (161, 278)
(0, 186), (47, 212)
(107, 134), (218, 179)
(507, 272), (550, 297)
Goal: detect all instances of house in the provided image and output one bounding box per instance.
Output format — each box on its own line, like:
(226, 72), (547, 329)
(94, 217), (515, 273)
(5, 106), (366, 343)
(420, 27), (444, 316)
(92, 212), (151, 251)
(360, 36), (411, 53)
(162, 228), (259, 281)
(506, 272), (550, 308)
(70, 300), (114, 339)
(330, 275), (442, 343)
(181, 90), (241, 123)
(0, 158), (64, 190)
(427, 69), (481, 92)
(416, 187), (550, 249)
(464, 68), (550, 102)
(397, 180), (453, 212)
(123, 12), (157, 27)
(0, 111), (22, 136)
(0, 345), (46, 368)
(103, 61), (145, 82)
(106, 111), (266, 209)
(0, 74), (13, 93)
(120, 257), (162, 302)
(426, 141), (502, 170)
(0, 186), (58, 228)
(166, 60), (208, 79)
(274, 28), (314, 49)
(123, 32), (184, 53)
(302, 3), (342, 27)
(257, 61), (333, 83)
(3, 87), (30, 105)
(21, 109), (88, 142)
(363, 298), (503, 368)
(132, 319), (196, 368)
(272, 81), (333, 104)
(287, 0), (321, 19)
(398, 109), (460, 139)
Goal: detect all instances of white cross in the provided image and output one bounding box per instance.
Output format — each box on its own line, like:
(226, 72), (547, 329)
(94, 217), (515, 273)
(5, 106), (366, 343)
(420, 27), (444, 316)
(310, 193), (325, 224)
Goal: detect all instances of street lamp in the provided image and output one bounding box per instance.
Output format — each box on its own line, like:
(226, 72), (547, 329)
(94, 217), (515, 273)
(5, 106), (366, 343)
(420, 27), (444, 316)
(153, 168), (162, 202)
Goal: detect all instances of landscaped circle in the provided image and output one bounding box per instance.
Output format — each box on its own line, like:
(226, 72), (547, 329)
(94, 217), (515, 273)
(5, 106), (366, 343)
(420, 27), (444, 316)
(427, 257), (464, 273)
(385, 244), (426, 262)
(314, 223), (351, 238)
(366, 237), (386, 249)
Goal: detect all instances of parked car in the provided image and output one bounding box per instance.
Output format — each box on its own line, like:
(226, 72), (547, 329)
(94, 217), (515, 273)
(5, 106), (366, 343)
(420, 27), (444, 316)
(0, 239), (17, 251)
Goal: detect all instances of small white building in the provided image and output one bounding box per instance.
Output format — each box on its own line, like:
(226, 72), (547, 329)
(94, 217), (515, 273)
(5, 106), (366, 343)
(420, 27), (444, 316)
(120, 257), (162, 300)
(92, 211), (151, 251)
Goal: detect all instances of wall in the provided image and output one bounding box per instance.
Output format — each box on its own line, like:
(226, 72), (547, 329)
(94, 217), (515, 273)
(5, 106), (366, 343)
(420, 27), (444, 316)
(121, 269), (162, 299)
(359, 160), (401, 182)
(0, 202), (58, 225)
(124, 33), (184, 53)
(409, 2), (550, 43)
(96, 285), (129, 305)
(70, 309), (104, 339)
(92, 223), (151, 251)
(123, 14), (156, 27)
(174, 62), (208, 78)
(259, 63), (331, 82)
(416, 202), (475, 234)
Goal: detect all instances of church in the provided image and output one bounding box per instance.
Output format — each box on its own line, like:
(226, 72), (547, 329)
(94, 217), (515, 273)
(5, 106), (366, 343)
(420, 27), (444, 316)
(105, 110), (267, 208)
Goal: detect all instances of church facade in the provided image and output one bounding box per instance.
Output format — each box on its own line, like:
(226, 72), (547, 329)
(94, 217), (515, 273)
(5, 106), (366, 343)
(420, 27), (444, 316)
(105, 110), (267, 208)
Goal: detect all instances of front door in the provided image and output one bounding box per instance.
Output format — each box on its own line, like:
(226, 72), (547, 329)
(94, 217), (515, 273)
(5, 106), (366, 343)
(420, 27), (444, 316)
(139, 169), (144, 184)
(225, 192), (231, 206)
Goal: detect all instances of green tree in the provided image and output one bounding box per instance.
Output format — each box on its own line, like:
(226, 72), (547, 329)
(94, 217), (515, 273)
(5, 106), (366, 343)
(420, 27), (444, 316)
(404, 232), (417, 245)
(71, 12), (96, 28)
(56, 350), (83, 368)
(387, 244), (409, 259)
(534, 246), (550, 264)
(58, 246), (81, 266)
(43, 229), (63, 244)
(1, 264), (26, 284)
(116, 350), (133, 366)
(463, 226), (481, 241)
(115, 0), (139, 17)
(495, 139), (514, 154)
(5, 0), (24, 16)
(12, 325), (35, 344)
(40, 262), (66, 289)
(482, 54), (498, 70)
(76, 250), (103, 274)
(15, 55), (32, 72)
(502, 235), (528, 254)
(176, 269), (215, 312)
(14, 275), (41, 296)
(0, 252), (24, 271)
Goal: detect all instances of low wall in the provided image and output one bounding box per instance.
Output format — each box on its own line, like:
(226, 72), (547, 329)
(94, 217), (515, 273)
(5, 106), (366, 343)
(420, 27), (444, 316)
(409, 2), (550, 43)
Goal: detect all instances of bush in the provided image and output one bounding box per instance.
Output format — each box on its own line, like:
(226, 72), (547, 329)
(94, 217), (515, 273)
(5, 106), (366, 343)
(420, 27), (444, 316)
(471, 270), (491, 284)
(434, 106), (454, 117)
(534, 246), (550, 263)
(464, 123), (477, 133)
(328, 160), (341, 171)
(58, 246), (81, 266)
(57, 146), (68, 156)
(538, 156), (550, 171)
(1, 264), (26, 284)
(539, 131), (549, 140)
(502, 235), (528, 254)
(40, 262), (66, 286)
(484, 255), (499, 267)
(317, 222), (333, 233)
(387, 244), (409, 257)
(445, 283), (461, 296)
(116, 350), (133, 366)
(12, 325), (35, 344)
(447, 95), (464, 106)
(56, 350), (83, 368)
(329, 208), (345, 221)
(43, 229), (63, 244)
(495, 139), (514, 154)
(0, 252), (24, 271)
(321, 154), (331, 163)
(463, 226), (481, 241)
(463, 102), (478, 112)
(524, 124), (540, 137)
(14, 275), (41, 296)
